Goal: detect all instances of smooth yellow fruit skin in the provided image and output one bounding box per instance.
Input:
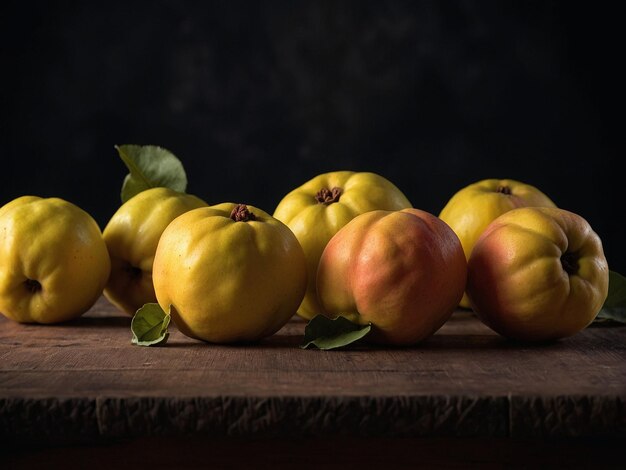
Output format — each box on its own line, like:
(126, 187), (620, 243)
(439, 178), (556, 308)
(153, 203), (307, 343)
(467, 207), (609, 341)
(273, 171), (411, 319)
(0, 196), (111, 324)
(103, 187), (207, 315)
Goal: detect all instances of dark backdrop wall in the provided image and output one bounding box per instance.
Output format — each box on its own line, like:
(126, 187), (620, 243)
(1, 1), (623, 271)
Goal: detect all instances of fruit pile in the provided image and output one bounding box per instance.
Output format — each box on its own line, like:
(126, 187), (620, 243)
(0, 145), (618, 348)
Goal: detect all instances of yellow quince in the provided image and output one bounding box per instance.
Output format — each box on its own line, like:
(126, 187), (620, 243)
(439, 178), (556, 308)
(0, 196), (110, 323)
(153, 203), (307, 343)
(103, 187), (207, 315)
(273, 171), (412, 319)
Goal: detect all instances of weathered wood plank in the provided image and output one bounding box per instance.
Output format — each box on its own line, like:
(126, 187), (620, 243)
(1, 296), (625, 439)
(510, 395), (626, 438)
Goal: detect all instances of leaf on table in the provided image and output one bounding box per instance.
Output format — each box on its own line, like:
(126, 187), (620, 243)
(595, 270), (626, 324)
(115, 144), (187, 203)
(300, 314), (371, 350)
(131, 303), (171, 346)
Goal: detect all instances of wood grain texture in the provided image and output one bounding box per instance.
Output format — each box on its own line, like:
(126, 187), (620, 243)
(1, 297), (625, 440)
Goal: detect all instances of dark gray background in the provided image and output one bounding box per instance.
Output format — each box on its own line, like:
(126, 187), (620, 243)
(1, 1), (622, 271)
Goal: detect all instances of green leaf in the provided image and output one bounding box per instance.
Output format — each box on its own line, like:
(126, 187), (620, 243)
(131, 303), (171, 346)
(115, 144), (187, 203)
(596, 270), (626, 323)
(300, 314), (372, 350)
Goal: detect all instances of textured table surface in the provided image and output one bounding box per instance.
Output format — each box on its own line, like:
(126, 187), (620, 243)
(1, 296), (625, 441)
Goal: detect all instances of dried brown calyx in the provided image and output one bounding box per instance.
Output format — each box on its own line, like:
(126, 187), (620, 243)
(315, 187), (343, 205)
(496, 185), (512, 196)
(230, 204), (256, 222)
(496, 185), (512, 195)
(125, 264), (142, 280)
(561, 251), (579, 275)
(24, 278), (42, 293)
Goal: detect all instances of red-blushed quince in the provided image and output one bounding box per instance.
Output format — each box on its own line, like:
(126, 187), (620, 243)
(316, 208), (466, 345)
(467, 207), (609, 341)
(439, 178), (556, 308)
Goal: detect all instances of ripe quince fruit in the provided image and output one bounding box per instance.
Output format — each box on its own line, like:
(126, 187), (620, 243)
(467, 207), (609, 341)
(153, 203), (307, 343)
(273, 171), (411, 320)
(317, 208), (467, 345)
(439, 178), (556, 308)
(103, 187), (207, 315)
(0, 196), (110, 323)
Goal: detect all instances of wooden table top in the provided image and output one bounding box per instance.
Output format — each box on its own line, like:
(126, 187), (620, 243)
(1, 296), (625, 441)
